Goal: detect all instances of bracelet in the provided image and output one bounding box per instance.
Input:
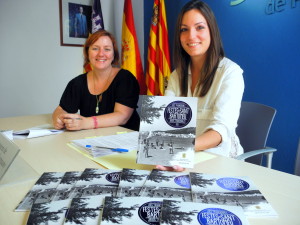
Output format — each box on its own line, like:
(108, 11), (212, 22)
(92, 116), (98, 129)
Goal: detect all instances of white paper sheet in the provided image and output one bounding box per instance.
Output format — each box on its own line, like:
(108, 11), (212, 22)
(13, 124), (63, 139)
(71, 131), (139, 158)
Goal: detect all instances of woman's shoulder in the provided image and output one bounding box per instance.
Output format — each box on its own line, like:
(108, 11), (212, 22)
(219, 57), (243, 72)
(217, 57), (243, 76)
(69, 73), (87, 83)
(115, 68), (138, 81)
(66, 73), (87, 90)
(116, 68), (134, 76)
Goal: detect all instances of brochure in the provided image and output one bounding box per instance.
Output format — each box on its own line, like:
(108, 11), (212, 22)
(190, 172), (278, 217)
(15, 172), (65, 211)
(52, 171), (82, 201)
(26, 199), (71, 225)
(139, 169), (192, 202)
(136, 95), (197, 168)
(13, 124), (63, 139)
(100, 196), (163, 225)
(160, 199), (249, 225)
(70, 168), (121, 198)
(116, 168), (150, 197)
(64, 195), (105, 225)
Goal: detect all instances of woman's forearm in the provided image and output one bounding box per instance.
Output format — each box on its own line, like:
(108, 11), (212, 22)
(195, 129), (222, 151)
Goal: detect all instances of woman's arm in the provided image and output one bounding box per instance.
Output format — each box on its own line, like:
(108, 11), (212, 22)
(62, 103), (134, 131)
(88, 103), (134, 129)
(194, 129), (222, 151)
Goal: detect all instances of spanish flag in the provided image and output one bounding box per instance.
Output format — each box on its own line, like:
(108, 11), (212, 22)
(121, 0), (147, 94)
(146, 0), (171, 96)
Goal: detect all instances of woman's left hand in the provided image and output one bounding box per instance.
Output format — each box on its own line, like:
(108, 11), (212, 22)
(63, 114), (83, 130)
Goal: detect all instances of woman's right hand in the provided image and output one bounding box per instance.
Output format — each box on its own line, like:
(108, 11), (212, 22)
(53, 116), (65, 129)
(52, 106), (67, 130)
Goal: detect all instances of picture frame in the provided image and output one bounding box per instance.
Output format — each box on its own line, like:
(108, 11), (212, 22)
(59, 0), (93, 47)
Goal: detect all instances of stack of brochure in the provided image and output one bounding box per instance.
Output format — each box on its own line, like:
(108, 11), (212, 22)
(19, 168), (277, 225)
(71, 132), (139, 158)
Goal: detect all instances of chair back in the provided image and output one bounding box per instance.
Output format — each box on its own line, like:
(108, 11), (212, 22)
(236, 102), (276, 165)
(295, 138), (300, 176)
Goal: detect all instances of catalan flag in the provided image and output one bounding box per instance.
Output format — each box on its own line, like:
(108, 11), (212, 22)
(84, 0), (104, 72)
(121, 0), (147, 94)
(146, 0), (171, 96)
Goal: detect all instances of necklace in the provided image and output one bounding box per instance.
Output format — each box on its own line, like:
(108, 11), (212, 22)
(95, 93), (102, 114)
(93, 69), (112, 114)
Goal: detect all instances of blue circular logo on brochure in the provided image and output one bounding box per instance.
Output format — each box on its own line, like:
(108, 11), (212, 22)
(105, 172), (121, 184)
(198, 208), (242, 225)
(174, 175), (191, 188)
(216, 178), (250, 191)
(138, 201), (162, 225)
(164, 101), (192, 128)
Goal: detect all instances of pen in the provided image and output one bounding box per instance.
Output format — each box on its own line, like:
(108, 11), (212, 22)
(85, 145), (129, 152)
(65, 117), (82, 120)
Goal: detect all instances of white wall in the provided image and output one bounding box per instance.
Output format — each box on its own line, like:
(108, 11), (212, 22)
(0, 0), (144, 118)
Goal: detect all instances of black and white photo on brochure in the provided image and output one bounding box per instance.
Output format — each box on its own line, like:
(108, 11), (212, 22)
(137, 95), (198, 168)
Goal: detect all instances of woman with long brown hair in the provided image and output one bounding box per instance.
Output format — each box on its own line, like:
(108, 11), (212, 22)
(158, 0), (244, 171)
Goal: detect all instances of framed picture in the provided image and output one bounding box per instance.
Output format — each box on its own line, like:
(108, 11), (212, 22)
(59, 0), (93, 46)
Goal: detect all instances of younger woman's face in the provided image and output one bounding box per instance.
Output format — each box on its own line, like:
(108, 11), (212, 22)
(180, 9), (211, 60)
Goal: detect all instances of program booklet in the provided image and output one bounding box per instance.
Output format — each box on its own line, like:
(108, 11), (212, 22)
(26, 199), (71, 225)
(27, 199), (71, 225)
(139, 169), (192, 202)
(15, 172), (65, 211)
(116, 168), (150, 197)
(160, 199), (249, 225)
(100, 196), (163, 225)
(69, 168), (121, 198)
(190, 172), (278, 218)
(51, 171), (82, 201)
(136, 95), (198, 168)
(64, 195), (105, 225)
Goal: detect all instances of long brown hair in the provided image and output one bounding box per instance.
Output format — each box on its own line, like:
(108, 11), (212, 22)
(173, 0), (224, 97)
(83, 30), (120, 68)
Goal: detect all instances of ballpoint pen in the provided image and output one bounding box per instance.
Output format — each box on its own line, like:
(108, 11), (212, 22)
(64, 117), (82, 120)
(85, 145), (129, 152)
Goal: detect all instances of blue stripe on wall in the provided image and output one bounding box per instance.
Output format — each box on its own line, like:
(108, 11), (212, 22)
(144, 0), (300, 174)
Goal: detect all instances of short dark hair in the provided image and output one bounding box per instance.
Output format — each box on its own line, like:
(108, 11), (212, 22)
(83, 30), (119, 68)
(173, 0), (224, 97)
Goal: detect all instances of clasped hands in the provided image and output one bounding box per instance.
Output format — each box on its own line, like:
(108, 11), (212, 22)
(54, 113), (83, 130)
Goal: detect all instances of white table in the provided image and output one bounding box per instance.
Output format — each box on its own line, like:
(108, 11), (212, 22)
(0, 114), (299, 225)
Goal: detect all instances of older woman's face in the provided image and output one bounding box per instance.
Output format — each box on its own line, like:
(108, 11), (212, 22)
(179, 9), (211, 60)
(88, 36), (114, 70)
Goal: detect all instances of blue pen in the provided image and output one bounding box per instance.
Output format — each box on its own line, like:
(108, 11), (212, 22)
(85, 145), (129, 152)
(111, 148), (129, 152)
